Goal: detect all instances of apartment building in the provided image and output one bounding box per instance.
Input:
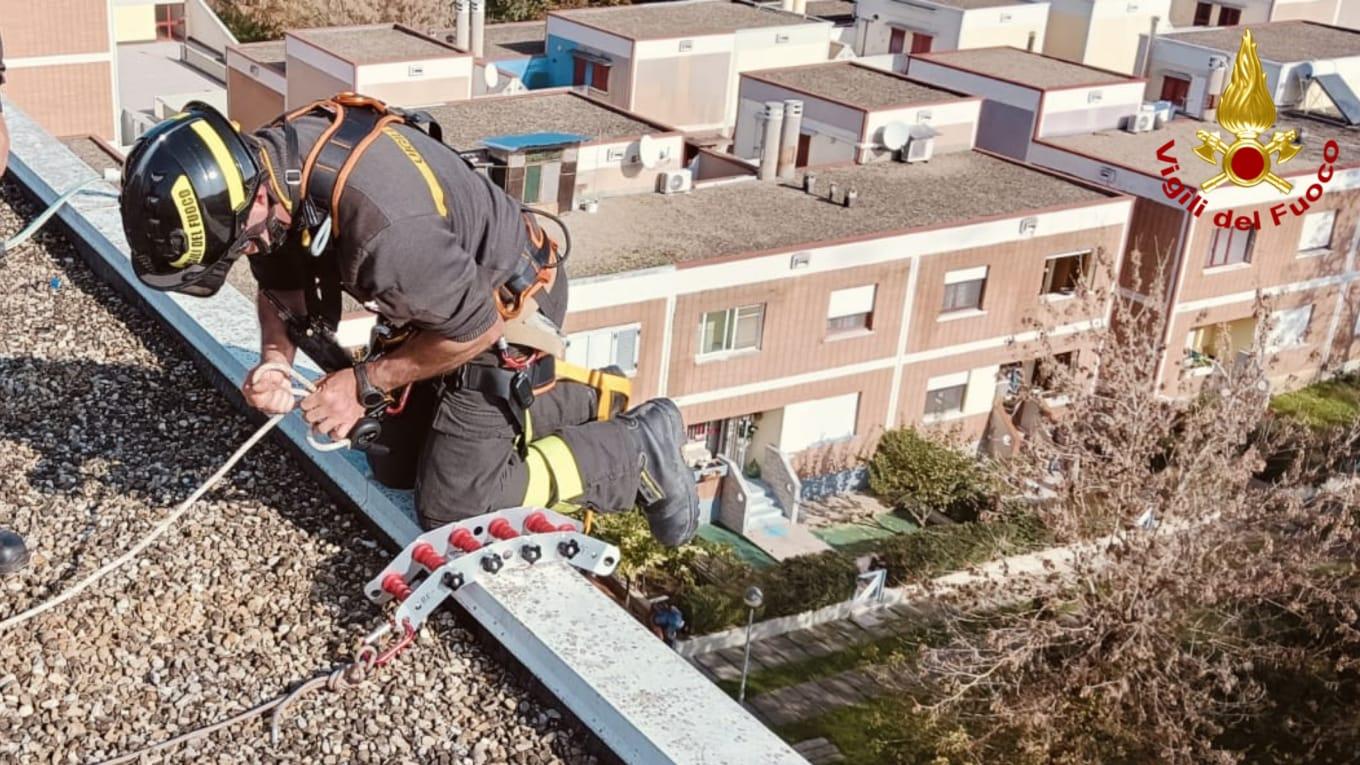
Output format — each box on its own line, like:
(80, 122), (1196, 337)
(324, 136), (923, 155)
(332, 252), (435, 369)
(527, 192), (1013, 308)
(1169, 0), (1360, 29)
(225, 41), (286, 132)
(1017, 23), (1360, 393)
(542, 0), (835, 132)
(907, 47), (1147, 160)
(430, 20), (548, 92)
(851, 0), (1049, 60)
(425, 90), (686, 212)
(281, 25), (472, 110)
(1041, 0), (1174, 74)
(557, 137), (1130, 480)
(732, 61), (981, 167)
(0, 0), (118, 139)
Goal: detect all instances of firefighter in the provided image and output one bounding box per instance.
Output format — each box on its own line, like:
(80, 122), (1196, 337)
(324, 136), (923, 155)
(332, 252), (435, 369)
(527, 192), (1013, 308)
(116, 100), (699, 546)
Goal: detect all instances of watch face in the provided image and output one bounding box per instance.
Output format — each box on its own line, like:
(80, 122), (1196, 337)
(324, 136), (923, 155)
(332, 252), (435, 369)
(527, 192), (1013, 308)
(362, 390), (387, 409)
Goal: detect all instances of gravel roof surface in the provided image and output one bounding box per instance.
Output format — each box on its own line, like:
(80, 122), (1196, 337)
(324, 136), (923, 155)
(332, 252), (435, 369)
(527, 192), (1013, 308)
(59, 138), (123, 186)
(431, 22), (548, 59)
(1042, 113), (1360, 184)
(428, 92), (661, 149)
(551, 1), (815, 40)
(1164, 21), (1360, 62)
(916, 47), (1133, 90)
(750, 62), (959, 110)
(566, 151), (1111, 276)
(235, 40), (288, 74)
(0, 184), (586, 764)
(291, 26), (462, 64)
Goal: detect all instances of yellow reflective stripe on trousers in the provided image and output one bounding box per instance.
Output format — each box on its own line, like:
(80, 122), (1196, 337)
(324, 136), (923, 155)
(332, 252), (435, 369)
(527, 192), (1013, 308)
(522, 447), (552, 507)
(189, 121), (246, 211)
(531, 435), (584, 502)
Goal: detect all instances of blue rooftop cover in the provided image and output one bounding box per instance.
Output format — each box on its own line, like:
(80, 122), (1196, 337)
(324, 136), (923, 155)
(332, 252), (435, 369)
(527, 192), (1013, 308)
(481, 131), (589, 151)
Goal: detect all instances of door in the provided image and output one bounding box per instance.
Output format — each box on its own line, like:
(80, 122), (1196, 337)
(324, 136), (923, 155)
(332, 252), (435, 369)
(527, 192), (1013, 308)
(796, 133), (811, 167)
(523, 164), (543, 204)
(1160, 75), (1191, 109)
(888, 28), (907, 55)
(909, 33), (934, 54)
(718, 416), (754, 468)
(155, 4), (183, 40)
(1217, 5), (1241, 24)
(1192, 2), (1213, 25)
(572, 57), (588, 88)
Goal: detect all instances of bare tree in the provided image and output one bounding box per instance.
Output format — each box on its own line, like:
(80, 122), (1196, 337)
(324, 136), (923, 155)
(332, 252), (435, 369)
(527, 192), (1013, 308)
(912, 244), (1360, 763)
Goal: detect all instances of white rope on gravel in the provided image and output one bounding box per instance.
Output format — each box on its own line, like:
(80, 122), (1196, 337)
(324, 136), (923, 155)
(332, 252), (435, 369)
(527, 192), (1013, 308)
(0, 363), (328, 634)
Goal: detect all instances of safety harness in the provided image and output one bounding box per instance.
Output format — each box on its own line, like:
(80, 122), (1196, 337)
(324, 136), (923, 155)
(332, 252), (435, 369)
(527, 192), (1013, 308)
(262, 92), (630, 457)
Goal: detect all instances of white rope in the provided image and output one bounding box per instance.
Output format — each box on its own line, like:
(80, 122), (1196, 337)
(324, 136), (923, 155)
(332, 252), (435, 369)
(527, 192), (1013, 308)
(0, 363), (328, 633)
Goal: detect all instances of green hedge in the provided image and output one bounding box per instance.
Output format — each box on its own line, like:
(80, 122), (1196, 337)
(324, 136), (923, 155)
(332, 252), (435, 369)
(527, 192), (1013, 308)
(868, 427), (997, 523)
(675, 515), (1052, 635)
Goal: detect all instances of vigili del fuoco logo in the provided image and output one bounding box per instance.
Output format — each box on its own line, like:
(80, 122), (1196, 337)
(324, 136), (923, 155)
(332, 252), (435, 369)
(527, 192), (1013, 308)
(1155, 29), (1342, 231)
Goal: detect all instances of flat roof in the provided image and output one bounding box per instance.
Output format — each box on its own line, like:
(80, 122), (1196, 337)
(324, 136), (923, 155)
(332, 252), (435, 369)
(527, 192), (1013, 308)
(927, 0), (1031, 8)
(429, 21), (546, 59)
(915, 47), (1136, 90)
(805, 0), (855, 22)
(566, 151), (1112, 276)
(234, 40), (287, 74)
(1163, 21), (1360, 63)
(426, 91), (666, 149)
(551, 1), (818, 40)
(750, 62), (962, 110)
(1041, 113), (1360, 184)
(289, 24), (464, 64)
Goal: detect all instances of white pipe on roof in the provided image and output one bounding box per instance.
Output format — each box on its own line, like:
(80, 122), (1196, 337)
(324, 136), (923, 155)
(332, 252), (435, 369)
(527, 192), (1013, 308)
(759, 101), (785, 181)
(470, 0), (486, 59)
(455, 0), (470, 52)
(778, 99), (803, 180)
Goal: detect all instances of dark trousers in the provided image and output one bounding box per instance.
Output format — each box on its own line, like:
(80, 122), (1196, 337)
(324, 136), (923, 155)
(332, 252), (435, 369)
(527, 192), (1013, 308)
(368, 377), (642, 530)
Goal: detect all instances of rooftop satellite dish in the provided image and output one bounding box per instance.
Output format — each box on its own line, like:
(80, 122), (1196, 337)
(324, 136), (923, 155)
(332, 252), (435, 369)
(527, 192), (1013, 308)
(881, 121), (910, 151)
(638, 134), (662, 169)
(482, 63), (500, 90)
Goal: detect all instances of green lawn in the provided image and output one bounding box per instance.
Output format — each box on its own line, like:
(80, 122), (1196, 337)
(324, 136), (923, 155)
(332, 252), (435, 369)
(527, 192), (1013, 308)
(812, 512), (920, 549)
(776, 696), (968, 765)
(1270, 374), (1360, 429)
(696, 523), (777, 569)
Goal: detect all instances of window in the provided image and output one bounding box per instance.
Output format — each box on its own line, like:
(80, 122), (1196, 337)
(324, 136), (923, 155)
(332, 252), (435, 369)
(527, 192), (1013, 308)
(782, 393), (859, 452)
(889, 28), (907, 55)
(1041, 251), (1090, 296)
(1192, 2), (1213, 25)
(941, 266), (987, 313)
(572, 57), (588, 87)
(925, 372), (969, 417)
(1267, 305), (1312, 351)
(590, 61), (611, 94)
(1160, 75), (1191, 109)
(565, 324), (640, 375)
(1298, 210), (1336, 253)
(909, 33), (934, 54)
(699, 304), (764, 356)
(827, 285), (876, 334)
(1205, 228), (1253, 268)
(1218, 5), (1241, 25)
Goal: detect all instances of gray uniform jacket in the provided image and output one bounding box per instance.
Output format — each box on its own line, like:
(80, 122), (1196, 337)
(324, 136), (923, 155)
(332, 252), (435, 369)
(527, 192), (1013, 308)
(249, 113), (567, 342)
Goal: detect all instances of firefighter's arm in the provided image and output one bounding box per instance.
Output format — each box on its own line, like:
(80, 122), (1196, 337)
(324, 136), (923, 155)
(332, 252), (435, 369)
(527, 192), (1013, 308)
(242, 288), (304, 415)
(367, 317), (504, 392)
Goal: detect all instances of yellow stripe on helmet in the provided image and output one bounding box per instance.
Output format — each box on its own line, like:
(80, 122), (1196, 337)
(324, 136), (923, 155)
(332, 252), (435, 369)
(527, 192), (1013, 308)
(190, 120), (247, 212)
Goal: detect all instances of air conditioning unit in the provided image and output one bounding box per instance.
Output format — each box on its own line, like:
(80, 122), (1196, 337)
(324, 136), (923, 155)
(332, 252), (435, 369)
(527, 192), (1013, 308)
(900, 136), (935, 163)
(1124, 106), (1156, 133)
(658, 169), (693, 195)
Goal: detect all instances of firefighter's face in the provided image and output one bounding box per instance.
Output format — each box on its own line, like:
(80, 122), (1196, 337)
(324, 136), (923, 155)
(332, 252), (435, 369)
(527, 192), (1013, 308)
(240, 183), (292, 256)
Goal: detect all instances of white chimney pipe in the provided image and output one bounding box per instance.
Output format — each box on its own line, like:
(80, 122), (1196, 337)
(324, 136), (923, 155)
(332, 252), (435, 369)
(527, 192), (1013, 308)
(780, 0), (796, 11)
(455, 0), (470, 52)
(777, 99), (803, 180)
(470, 0), (486, 59)
(796, 0), (809, 14)
(758, 102), (785, 182)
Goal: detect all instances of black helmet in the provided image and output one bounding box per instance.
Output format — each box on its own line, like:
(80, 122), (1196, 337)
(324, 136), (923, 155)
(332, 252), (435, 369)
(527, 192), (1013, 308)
(120, 102), (264, 296)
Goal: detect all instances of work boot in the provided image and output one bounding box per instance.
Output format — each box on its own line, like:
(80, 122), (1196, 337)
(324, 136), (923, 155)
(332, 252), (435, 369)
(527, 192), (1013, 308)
(616, 398), (699, 547)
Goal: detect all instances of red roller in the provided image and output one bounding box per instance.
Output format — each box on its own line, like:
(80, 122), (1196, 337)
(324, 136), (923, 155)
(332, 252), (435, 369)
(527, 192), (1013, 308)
(488, 518), (519, 540)
(525, 511), (575, 534)
(381, 572), (412, 601)
(411, 542), (446, 570)
(449, 527), (481, 553)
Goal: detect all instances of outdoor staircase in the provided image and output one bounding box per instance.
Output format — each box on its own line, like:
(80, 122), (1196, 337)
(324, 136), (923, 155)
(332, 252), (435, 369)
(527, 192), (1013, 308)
(742, 478), (832, 561)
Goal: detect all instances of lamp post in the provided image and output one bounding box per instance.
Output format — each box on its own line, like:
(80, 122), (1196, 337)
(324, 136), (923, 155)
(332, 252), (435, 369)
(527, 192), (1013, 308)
(737, 585), (763, 704)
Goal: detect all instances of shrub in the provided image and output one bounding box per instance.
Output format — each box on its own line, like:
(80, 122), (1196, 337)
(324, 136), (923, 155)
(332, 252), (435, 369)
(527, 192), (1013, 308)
(868, 427), (997, 523)
(872, 514), (1050, 587)
(756, 551), (861, 617)
(675, 583), (751, 635)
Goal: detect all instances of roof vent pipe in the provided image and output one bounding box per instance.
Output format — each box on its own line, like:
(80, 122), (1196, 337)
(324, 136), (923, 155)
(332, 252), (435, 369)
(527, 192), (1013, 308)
(843, 187), (858, 208)
(781, 0), (796, 11)
(758, 102), (785, 181)
(470, 0), (486, 59)
(455, 0), (470, 52)
(1140, 16), (1159, 77)
(777, 99), (803, 180)
(804, 173), (817, 194)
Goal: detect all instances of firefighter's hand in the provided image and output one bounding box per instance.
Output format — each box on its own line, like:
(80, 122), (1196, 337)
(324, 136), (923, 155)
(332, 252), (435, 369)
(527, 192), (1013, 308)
(242, 363), (295, 415)
(300, 368), (366, 441)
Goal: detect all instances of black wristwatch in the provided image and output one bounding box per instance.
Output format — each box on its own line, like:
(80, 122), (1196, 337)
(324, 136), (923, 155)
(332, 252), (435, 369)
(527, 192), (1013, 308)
(354, 362), (390, 410)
